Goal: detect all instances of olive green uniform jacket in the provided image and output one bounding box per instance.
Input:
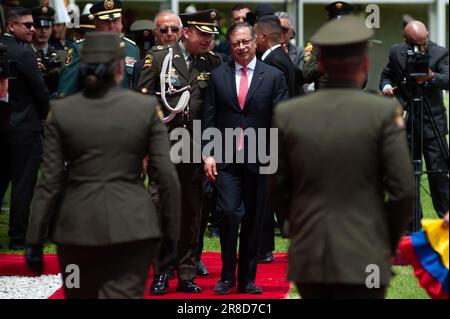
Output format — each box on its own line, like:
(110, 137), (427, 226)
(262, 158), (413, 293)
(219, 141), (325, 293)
(27, 87), (180, 246)
(270, 81), (415, 286)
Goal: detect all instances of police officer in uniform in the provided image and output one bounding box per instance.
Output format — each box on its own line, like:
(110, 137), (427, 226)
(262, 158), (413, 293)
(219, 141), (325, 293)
(303, 1), (353, 90)
(138, 9), (222, 294)
(271, 16), (415, 299)
(31, 5), (65, 97)
(25, 32), (180, 299)
(57, 0), (139, 96)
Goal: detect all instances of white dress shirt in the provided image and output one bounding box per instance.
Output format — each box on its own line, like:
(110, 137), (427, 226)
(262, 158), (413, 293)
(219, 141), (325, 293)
(261, 44), (282, 61)
(235, 56), (257, 97)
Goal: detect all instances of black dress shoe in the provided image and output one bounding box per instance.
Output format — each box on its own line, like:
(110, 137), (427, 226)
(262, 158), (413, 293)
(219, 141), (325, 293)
(197, 260), (209, 276)
(150, 273), (169, 295)
(177, 280), (202, 293)
(258, 251), (274, 263)
(213, 280), (236, 295)
(238, 282), (263, 294)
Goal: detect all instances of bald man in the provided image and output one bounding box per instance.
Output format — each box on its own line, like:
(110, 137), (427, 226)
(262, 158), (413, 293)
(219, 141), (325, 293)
(380, 20), (449, 230)
(153, 10), (182, 45)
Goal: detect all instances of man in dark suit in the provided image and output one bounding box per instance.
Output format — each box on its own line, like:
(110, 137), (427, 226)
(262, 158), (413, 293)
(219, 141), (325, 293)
(380, 20), (449, 226)
(203, 22), (288, 295)
(0, 7), (49, 250)
(254, 15), (303, 98)
(271, 16), (415, 299)
(138, 9), (222, 294)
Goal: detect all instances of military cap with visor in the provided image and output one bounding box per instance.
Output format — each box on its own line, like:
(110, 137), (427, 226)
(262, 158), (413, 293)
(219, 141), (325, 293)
(325, 1), (354, 20)
(179, 9), (220, 35)
(32, 5), (55, 28)
(80, 32), (126, 64)
(311, 15), (374, 57)
(90, 0), (122, 21)
(77, 13), (96, 33)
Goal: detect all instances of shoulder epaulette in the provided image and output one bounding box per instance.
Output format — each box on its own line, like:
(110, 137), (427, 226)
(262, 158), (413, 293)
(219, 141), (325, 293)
(123, 36), (136, 46)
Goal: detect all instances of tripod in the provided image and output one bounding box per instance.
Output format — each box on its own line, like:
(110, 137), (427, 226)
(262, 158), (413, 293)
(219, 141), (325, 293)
(407, 80), (449, 232)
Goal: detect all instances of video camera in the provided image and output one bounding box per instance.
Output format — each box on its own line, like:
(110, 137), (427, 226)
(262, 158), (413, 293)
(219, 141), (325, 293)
(406, 44), (429, 78)
(0, 42), (17, 79)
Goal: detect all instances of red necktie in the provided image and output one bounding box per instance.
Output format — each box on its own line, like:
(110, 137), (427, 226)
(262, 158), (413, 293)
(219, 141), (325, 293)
(238, 66), (248, 109)
(237, 66), (248, 151)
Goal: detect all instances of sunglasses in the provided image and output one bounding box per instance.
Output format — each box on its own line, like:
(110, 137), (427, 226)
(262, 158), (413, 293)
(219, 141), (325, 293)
(157, 26), (180, 34)
(14, 21), (35, 30)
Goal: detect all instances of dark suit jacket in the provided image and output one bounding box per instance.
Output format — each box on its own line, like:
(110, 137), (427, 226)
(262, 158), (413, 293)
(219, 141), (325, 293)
(27, 87), (180, 246)
(380, 41), (449, 138)
(270, 81), (415, 286)
(203, 59), (289, 173)
(263, 46), (304, 97)
(0, 34), (49, 131)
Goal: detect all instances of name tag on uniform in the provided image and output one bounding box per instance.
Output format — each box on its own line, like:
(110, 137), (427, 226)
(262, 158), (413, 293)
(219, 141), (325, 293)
(125, 56), (136, 68)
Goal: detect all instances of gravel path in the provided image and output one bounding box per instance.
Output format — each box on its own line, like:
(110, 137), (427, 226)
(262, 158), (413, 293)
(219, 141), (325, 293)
(0, 274), (62, 299)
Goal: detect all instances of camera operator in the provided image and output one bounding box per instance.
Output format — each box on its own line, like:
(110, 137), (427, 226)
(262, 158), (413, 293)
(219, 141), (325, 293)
(0, 6), (49, 250)
(30, 5), (64, 97)
(380, 20), (449, 224)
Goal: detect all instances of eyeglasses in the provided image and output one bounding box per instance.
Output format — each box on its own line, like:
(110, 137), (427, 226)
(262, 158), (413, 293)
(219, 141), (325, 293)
(13, 21), (35, 30)
(157, 26), (181, 34)
(230, 38), (253, 48)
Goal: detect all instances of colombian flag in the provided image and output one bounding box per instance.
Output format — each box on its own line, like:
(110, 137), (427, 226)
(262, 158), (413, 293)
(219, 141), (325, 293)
(398, 219), (449, 299)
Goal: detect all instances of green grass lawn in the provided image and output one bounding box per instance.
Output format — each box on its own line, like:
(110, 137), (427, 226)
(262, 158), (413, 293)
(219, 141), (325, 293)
(0, 95), (447, 299)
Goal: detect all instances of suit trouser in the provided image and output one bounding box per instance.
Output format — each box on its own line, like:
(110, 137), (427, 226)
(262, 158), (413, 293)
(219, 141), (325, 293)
(409, 131), (449, 223)
(58, 239), (158, 299)
(296, 283), (386, 299)
(215, 164), (266, 286)
(151, 163), (203, 281)
(0, 131), (42, 243)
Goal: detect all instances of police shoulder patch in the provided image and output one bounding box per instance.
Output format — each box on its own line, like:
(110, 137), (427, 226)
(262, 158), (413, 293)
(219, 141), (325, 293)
(143, 53), (153, 68)
(65, 48), (73, 66)
(395, 105), (406, 129)
(304, 42), (314, 62)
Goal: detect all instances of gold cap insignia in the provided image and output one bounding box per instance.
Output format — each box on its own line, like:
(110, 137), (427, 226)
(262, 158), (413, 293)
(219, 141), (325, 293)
(336, 2), (343, 9)
(211, 11), (217, 19)
(42, 6), (48, 14)
(104, 0), (114, 10)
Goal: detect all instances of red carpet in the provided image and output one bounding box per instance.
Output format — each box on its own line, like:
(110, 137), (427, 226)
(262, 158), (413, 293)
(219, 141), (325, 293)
(0, 252), (290, 299)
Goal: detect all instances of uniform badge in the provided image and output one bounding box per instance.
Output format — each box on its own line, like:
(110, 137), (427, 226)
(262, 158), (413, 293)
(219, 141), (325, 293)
(143, 53), (153, 68)
(125, 56), (136, 67)
(304, 42), (313, 62)
(197, 72), (210, 81)
(104, 0), (114, 10)
(65, 48), (73, 66)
